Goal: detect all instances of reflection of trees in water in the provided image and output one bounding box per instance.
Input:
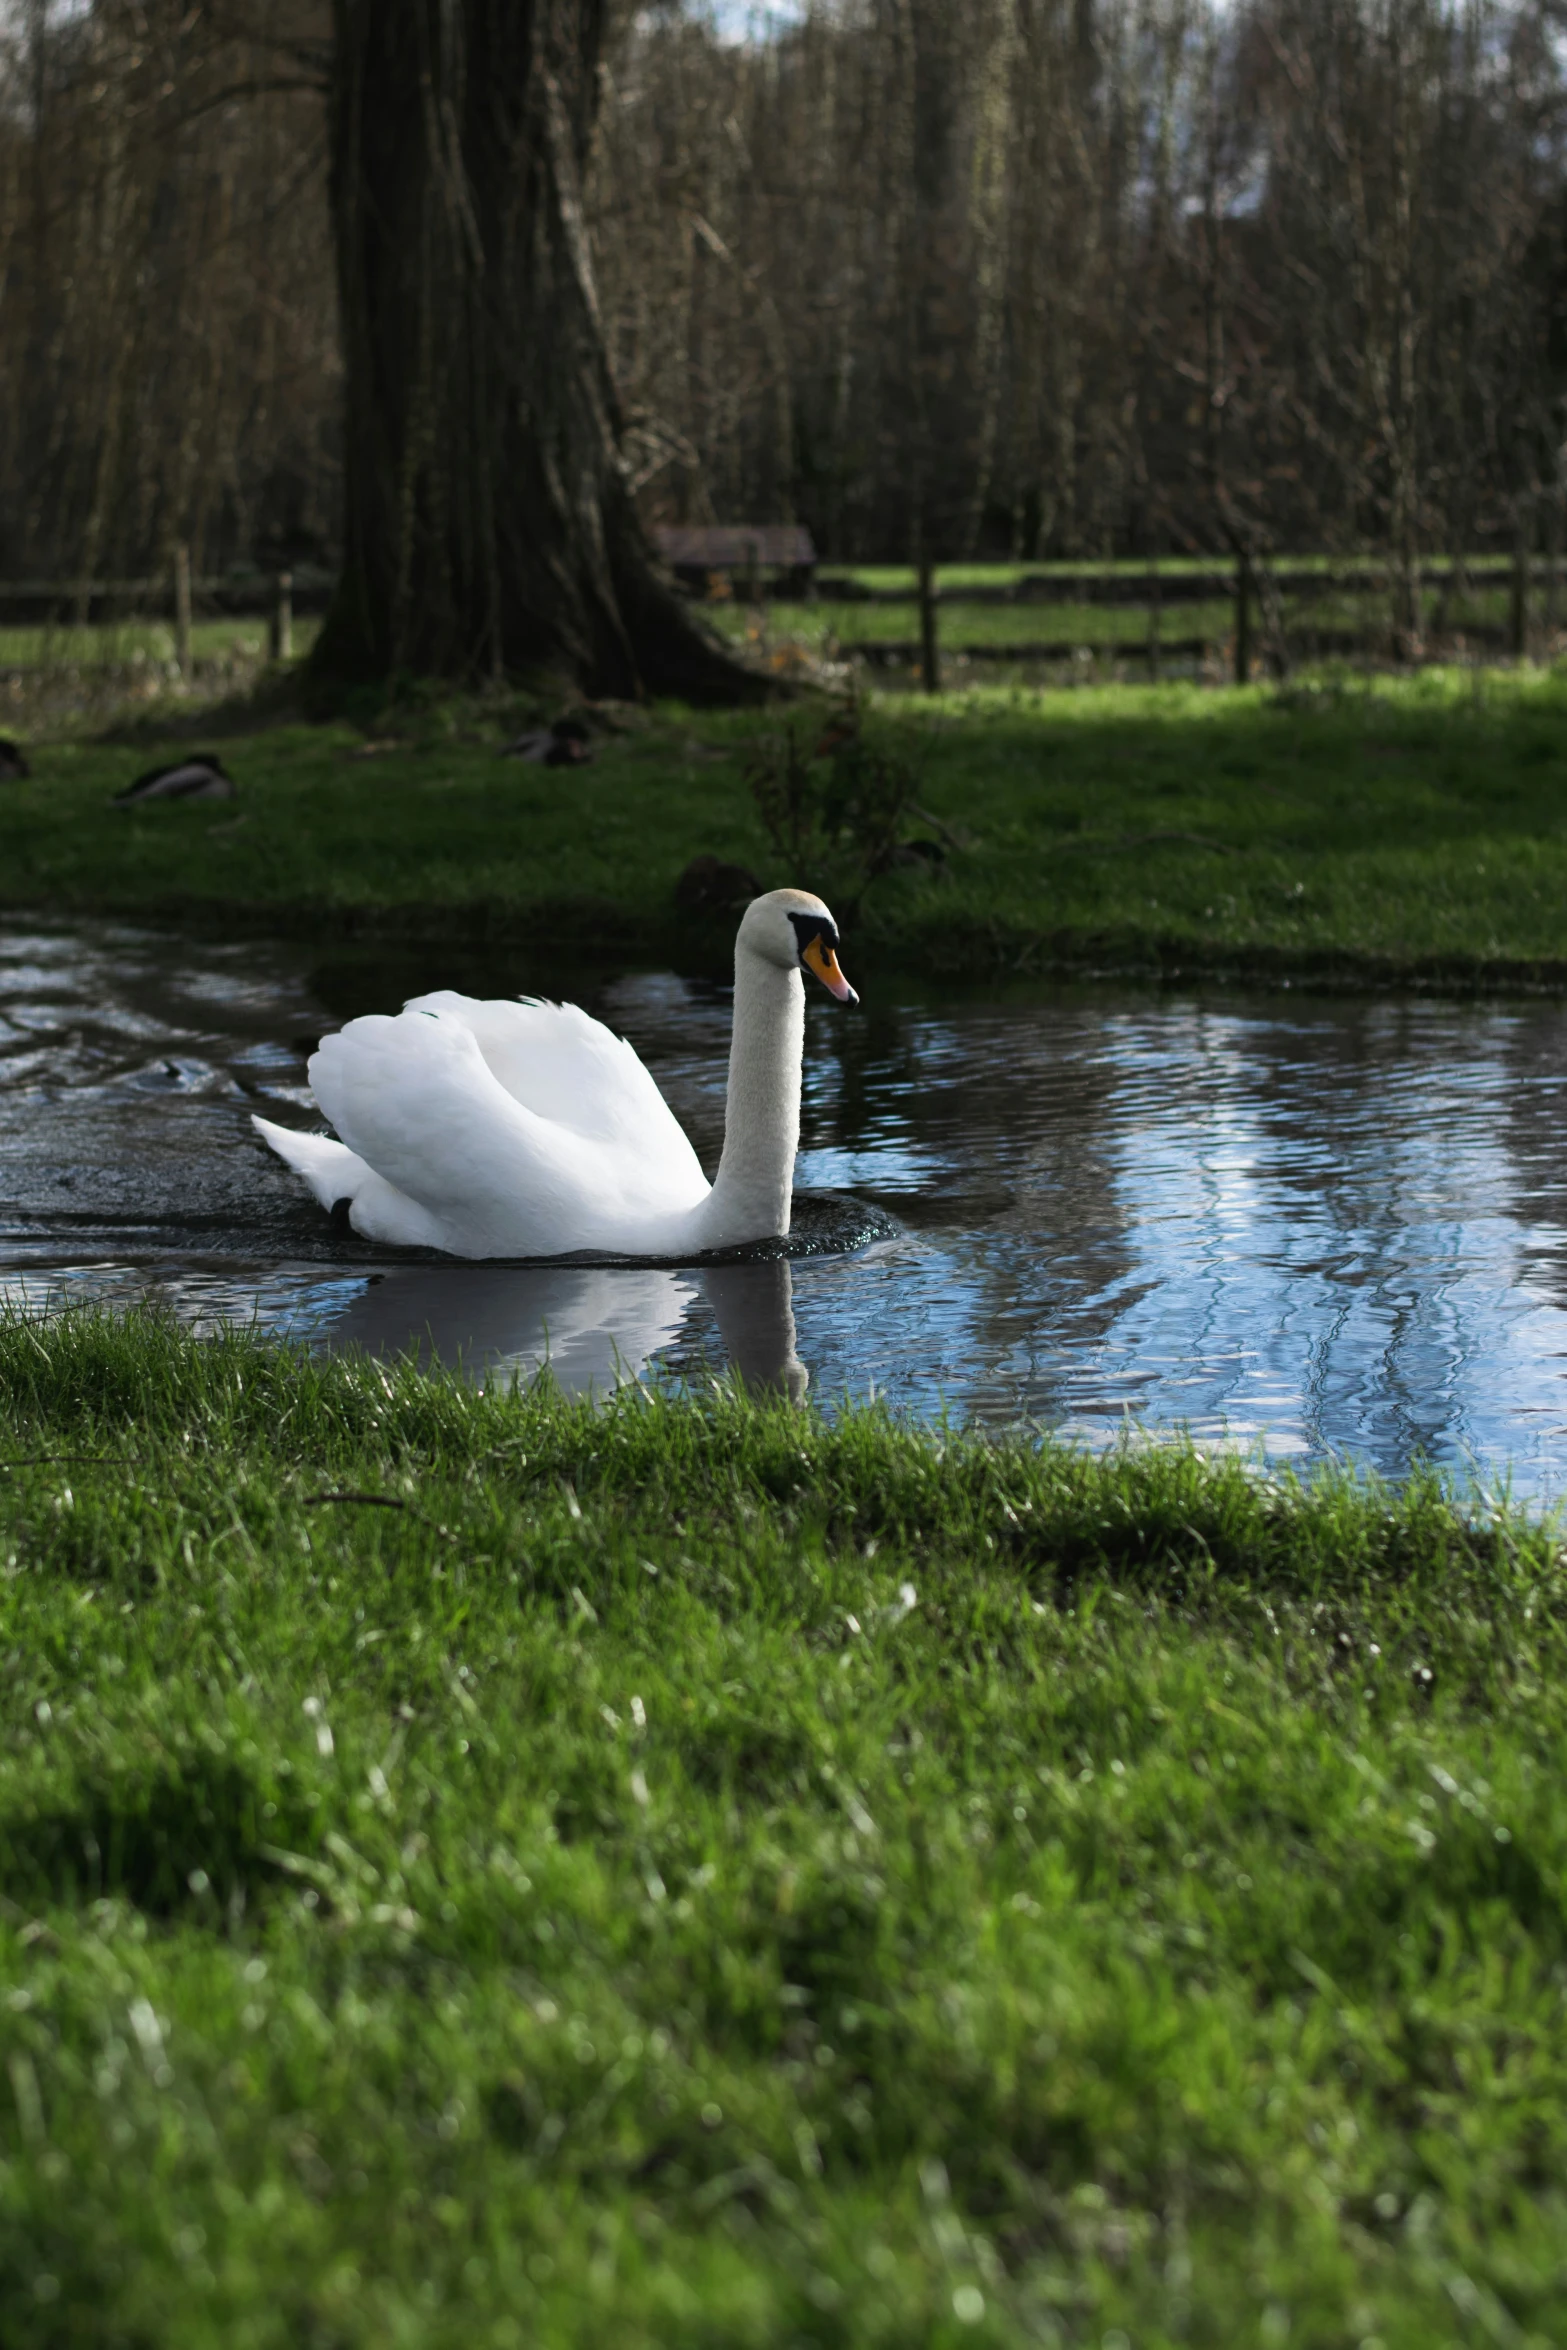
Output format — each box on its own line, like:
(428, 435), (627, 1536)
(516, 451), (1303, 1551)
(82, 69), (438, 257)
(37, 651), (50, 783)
(800, 987), (1146, 1417)
(1074, 994), (1567, 1468)
(1247, 1005), (1448, 1461)
(1492, 1003), (1567, 1308)
(790, 975), (1567, 1461)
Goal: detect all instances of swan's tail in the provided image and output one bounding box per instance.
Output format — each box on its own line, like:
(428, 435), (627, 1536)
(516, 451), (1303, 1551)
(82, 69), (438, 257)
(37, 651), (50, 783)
(251, 1115), (370, 1210)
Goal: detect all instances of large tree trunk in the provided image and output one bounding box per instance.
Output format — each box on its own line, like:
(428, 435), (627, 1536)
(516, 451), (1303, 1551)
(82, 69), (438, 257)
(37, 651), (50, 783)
(314, 0), (767, 701)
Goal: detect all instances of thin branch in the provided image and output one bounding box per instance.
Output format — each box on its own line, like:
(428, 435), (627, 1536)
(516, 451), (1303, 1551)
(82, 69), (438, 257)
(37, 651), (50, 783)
(302, 1491), (455, 1542)
(160, 75), (328, 131)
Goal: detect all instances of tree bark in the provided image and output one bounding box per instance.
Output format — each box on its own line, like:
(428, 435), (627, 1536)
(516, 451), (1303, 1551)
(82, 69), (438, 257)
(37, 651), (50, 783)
(313, 0), (768, 702)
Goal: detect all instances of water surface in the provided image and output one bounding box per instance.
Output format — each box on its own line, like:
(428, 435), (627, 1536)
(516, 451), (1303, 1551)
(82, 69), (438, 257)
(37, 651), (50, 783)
(6, 921), (1567, 1496)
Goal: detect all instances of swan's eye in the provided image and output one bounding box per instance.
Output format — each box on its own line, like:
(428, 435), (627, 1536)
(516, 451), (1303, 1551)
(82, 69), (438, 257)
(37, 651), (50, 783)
(787, 911), (836, 963)
(790, 914), (857, 1005)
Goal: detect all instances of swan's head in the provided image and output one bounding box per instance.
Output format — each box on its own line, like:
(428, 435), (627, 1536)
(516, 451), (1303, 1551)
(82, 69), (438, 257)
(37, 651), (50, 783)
(738, 888), (858, 1005)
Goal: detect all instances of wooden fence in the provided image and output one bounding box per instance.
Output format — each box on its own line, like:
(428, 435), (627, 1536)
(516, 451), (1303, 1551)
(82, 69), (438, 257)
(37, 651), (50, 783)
(810, 555), (1555, 689)
(0, 549), (320, 676)
(3, 547), (1558, 689)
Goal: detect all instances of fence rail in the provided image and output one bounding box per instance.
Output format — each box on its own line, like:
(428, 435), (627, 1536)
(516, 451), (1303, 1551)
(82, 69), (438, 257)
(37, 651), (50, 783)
(0, 549), (323, 674)
(2, 549), (1559, 689)
(816, 552), (1554, 686)
(807, 557), (1555, 608)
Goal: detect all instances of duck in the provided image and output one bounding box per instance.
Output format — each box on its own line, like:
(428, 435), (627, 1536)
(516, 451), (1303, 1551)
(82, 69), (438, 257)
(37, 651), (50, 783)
(252, 888), (857, 1259)
(500, 715), (595, 766)
(115, 753), (234, 805)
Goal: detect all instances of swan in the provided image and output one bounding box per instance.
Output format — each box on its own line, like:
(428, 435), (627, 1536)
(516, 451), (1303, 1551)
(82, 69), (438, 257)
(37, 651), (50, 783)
(252, 887), (857, 1259)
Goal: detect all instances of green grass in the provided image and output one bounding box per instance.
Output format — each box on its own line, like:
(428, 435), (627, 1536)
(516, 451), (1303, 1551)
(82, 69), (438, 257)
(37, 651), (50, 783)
(711, 590), (1518, 653)
(714, 599), (1246, 649)
(886, 667), (1567, 980)
(0, 1306), (1564, 2345)
(817, 558), (1519, 593)
(5, 666), (1567, 984)
(0, 619), (320, 671)
(0, 704), (774, 959)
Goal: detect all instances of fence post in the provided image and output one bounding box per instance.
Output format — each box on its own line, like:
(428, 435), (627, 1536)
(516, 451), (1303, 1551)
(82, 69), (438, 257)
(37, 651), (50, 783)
(1146, 552), (1161, 681)
(1233, 555), (1251, 685)
(269, 571), (293, 663)
(1546, 503), (1561, 643)
(1510, 522), (1529, 662)
(918, 558), (940, 694)
(174, 543), (193, 680)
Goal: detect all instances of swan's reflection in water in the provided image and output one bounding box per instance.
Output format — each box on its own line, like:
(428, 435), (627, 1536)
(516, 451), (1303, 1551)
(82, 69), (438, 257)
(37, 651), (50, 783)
(324, 1265), (691, 1393)
(704, 1261), (809, 1403)
(319, 1259), (808, 1400)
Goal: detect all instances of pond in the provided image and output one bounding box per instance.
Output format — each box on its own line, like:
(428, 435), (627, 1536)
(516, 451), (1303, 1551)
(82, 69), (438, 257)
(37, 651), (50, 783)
(6, 919), (1567, 1497)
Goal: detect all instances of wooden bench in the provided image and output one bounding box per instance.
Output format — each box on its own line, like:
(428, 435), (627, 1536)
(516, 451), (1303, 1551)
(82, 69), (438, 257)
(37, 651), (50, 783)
(655, 525), (817, 599)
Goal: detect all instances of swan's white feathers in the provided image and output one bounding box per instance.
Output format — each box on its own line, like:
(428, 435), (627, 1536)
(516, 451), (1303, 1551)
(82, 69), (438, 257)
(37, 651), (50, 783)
(299, 995), (708, 1257)
(249, 1114), (368, 1208)
(252, 893), (849, 1261)
(400, 990), (700, 1158)
(249, 1113), (447, 1247)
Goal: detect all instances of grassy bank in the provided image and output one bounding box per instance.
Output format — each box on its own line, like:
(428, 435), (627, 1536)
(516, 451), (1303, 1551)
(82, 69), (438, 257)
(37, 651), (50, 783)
(0, 1309), (1564, 2345)
(5, 667), (1567, 985)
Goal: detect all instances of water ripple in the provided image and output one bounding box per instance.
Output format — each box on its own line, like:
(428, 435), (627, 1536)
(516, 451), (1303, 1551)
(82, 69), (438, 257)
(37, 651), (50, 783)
(6, 923), (1567, 1492)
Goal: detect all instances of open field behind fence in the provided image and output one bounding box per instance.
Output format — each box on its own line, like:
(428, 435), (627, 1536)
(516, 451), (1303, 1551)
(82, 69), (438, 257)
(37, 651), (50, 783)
(704, 558), (1564, 683)
(0, 558), (325, 719)
(0, 619), (322, 675)
(1, 559), (1560, 706)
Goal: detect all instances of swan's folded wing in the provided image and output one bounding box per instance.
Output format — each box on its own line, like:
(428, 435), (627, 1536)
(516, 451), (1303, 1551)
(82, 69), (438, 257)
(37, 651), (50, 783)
(403, 991), (705, 1171)
(309, 1006), (707, 1256)
(251, 1115), (370, 1208)
(252, 1113), (444, 1247)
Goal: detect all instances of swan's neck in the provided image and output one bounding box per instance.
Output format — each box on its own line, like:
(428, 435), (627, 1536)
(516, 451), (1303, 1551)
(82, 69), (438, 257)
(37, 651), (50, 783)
(700, 948), (803, 1247)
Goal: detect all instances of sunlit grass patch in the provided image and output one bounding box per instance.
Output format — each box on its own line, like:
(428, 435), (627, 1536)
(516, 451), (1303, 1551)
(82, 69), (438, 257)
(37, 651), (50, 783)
(4, 664), (1567, 983)
(0, 1305), (1563, 2341)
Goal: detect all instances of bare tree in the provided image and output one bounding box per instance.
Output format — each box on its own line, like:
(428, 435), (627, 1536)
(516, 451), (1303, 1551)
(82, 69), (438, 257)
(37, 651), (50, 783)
(313, 0), (763, 698)
(0, 1), (338, 588)
(4, 0), (1567, 615)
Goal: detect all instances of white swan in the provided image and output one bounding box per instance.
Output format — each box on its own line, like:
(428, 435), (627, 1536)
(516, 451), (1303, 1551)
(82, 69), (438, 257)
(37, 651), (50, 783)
(252, 888), (856, 1259)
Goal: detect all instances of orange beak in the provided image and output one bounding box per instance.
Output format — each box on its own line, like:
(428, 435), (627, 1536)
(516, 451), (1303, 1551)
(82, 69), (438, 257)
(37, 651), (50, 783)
(801, 934), (858, 1004)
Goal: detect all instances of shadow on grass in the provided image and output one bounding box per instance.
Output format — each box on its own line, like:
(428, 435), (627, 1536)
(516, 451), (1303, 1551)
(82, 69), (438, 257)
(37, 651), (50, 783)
(0, 1753), (317, 1922)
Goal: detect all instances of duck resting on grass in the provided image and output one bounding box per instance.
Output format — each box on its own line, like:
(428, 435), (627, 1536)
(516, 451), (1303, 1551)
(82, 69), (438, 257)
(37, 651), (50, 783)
(253, 889), (857, 1259)
(114, 753), (235, 805)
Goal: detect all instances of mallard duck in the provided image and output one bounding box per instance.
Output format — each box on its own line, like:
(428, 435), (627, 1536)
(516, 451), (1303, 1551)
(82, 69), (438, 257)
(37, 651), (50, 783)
(115, 754), (234, 804)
